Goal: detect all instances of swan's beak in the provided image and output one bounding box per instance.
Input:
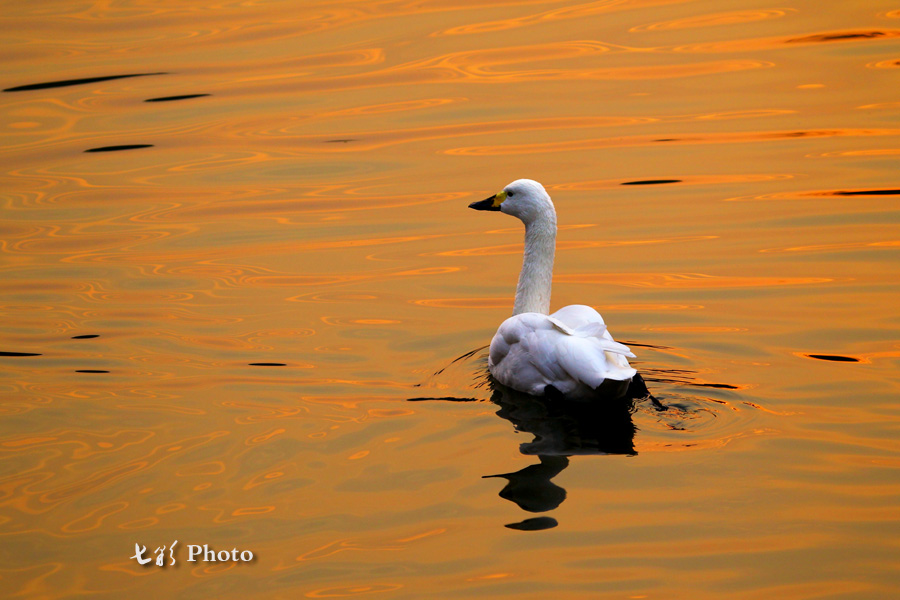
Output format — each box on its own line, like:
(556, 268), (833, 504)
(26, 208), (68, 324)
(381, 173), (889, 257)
(469, 190), (505, 211)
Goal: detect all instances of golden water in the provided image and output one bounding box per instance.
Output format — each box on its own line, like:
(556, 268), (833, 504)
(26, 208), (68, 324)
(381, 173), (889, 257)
(1, 1), (899, 598)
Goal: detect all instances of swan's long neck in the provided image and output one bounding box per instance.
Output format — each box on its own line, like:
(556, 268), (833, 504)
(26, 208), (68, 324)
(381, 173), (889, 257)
(513, 212), (556, 315)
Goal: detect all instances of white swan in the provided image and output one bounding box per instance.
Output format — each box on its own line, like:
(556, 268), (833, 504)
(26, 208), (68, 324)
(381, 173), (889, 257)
(469, 179), (637, 400)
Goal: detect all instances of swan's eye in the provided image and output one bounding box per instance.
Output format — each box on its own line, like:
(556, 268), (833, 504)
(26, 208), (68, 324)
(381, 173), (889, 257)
(507, 191), (515, 198)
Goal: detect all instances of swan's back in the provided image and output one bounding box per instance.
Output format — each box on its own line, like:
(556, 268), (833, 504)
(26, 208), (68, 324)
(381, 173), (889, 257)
(488, 304), (637, 400)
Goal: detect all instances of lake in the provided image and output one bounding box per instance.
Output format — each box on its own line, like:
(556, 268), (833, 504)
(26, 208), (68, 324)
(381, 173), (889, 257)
(1, 1), (898, 598)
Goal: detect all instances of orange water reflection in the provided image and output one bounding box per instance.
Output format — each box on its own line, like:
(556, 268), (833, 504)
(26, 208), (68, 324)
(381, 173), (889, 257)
(1, 0), (899, 598)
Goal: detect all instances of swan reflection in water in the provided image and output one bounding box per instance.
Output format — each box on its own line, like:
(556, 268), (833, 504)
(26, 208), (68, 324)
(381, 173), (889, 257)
(410, 353), (663, 531)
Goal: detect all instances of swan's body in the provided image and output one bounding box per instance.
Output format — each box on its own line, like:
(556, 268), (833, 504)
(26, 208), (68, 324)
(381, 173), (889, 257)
(470, 179), (636, 400)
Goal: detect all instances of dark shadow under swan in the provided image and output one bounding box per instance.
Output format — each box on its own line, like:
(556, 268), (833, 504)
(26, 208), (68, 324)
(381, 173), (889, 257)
(409, 350), (665, 530)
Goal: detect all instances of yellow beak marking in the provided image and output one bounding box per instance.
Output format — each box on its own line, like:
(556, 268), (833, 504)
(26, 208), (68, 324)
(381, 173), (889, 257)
(492, 190), (507, 207)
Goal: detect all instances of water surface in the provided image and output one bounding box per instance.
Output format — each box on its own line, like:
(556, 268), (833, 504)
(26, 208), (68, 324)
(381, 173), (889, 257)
(1, 1), (898, 598)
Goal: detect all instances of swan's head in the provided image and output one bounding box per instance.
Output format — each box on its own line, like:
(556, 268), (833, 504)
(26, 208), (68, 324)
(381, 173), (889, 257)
(469, 179), (556, 225)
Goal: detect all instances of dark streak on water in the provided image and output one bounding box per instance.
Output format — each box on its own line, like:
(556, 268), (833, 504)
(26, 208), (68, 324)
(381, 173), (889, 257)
(0, 351), (41, 357)
(325, 139), (357, 143)
(408, 396), (480, 402)
(249, 363), (287, 366)
(689, 382), (740, 389)
(144, 94), (211, 103)
(75, 370), (110, 373)
(806, 354), (860, 362)
(621, 179), (682, 186)
(4, 72), (167, 92)
(505, 517), (558, 531)
(85, 145), (153, 153)
(71, 334), (100, 339)
(621, 341), (674, 350)
(835, 189), (900, 196)
(788, 31), (889, 44)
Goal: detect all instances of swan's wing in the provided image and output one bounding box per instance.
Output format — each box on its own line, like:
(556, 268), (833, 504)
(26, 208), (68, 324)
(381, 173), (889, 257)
(553, 336), (612, 390)
(489, 313), (560, 395)
(547, 314), (634, 357)
(591, 332), (635, 357)
(546, 315), (576, 336)
(489, 311), (637, 396)
(550, 304), (605, 329)
(489, 313), (551, 369)
(552, 304), (635, 364)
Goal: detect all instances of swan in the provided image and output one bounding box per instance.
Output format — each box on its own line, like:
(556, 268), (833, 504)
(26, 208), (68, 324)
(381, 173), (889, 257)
(469, 179), (637, 400)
